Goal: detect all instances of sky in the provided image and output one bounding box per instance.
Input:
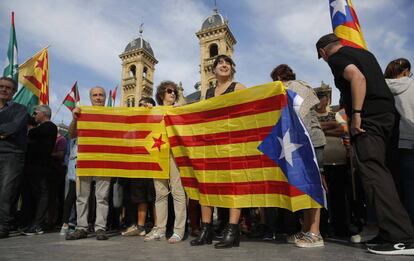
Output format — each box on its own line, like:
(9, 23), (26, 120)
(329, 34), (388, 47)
(1, 0), (413, 125)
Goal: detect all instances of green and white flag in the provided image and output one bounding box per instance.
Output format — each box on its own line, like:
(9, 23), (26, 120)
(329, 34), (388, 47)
(3, 12), (18, 82)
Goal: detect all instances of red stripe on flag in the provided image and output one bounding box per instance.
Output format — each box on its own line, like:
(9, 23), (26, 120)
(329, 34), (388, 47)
(339, 38), (365, 49)
(169, 126), (274, 147)
(180, 178), (304, 197)
(175, 155), (277, 170)
(165, 94), (287, 126)
(78, 145), (149, 155)
(349, 5), (361, 27)
(78, 129), (151, 139)
(341, 21), (359, 32)
(180, 177), (199, 188)
(77, 160), (162, 171)
(79, 114), (164, 124)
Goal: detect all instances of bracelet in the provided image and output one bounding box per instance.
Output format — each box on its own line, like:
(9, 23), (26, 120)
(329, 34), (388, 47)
(352, 109), (362, 114)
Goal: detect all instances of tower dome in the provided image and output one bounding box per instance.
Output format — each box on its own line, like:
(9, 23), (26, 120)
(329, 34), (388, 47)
(124, 37), (154, 56)
(200, 8), (226, 31)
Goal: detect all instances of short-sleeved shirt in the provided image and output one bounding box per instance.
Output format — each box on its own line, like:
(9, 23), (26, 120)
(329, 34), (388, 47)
(327, 46), (395, 117)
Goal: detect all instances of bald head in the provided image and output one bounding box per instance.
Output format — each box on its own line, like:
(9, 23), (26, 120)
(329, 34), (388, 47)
(89, 86), (106, 106)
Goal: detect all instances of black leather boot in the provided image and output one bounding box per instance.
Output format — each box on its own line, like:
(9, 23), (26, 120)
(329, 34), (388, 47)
(190, 222), (213, 246)
(214, 223), (240, 248)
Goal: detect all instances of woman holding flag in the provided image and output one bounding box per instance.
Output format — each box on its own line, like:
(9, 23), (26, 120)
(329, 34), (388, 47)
(190, 54), (247, 249)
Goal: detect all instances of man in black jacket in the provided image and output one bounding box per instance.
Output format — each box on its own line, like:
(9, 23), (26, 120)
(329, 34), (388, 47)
(0, 77), (28, 239)
(21, 104), (57, 235)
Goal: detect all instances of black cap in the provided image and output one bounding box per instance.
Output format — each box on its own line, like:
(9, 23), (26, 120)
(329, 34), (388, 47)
(316, 33), (340, 59)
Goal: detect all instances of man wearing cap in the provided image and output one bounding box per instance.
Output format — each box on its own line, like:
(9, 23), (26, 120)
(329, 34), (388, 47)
(316, 33), (414, 255)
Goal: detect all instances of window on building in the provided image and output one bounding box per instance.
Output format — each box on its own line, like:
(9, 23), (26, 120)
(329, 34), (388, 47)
(129, 65), (136, 77)
(143, 67), (148, 78)
(209, 43), (218, 58)
(131, 98), (135, 107)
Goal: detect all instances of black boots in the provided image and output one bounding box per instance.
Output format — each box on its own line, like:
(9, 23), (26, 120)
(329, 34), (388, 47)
(214, 223), (240, 249)
(190, 222), (213, 246)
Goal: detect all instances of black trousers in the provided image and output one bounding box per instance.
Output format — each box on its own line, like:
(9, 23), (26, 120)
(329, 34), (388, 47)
(0, 153), (25, 232)
(62, 180), (76, 224)
(22, 164), (51, 228)
(353, 112), (414, 242)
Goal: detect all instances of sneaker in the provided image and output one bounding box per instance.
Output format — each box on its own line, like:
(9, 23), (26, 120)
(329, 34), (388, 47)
(295, 232), (324, 248)
(263, 232), (276, 241)
(350, 225), (379, 243)
(287, 231), (305, 244)
(368, 242), (414, 256)
(65, 229), (87, 240)
(144, 227), (165, 242)
(21, 225), (44, 236)
(122, 225), (146, 236)
(365, 235), (387, 247)
(96, 229), (108, 240)
(60, 226), (69, 235)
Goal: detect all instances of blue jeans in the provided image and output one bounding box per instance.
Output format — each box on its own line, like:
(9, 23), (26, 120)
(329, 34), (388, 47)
(0, 153), (25, 232)
(400, 148), (414, 225)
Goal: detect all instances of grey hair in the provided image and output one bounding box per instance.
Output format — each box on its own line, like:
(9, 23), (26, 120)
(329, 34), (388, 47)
(34, 104), (52, 118)
(89, 86), (106, 98)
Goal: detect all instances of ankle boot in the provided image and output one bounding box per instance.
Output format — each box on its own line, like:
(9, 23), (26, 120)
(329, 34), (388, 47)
(214, 223), (240, 248)
(190, 222), (213, 246)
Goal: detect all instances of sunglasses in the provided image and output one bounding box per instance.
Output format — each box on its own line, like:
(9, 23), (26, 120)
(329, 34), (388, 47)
(32, 111), (38, 116)
(166, 89), (177, 95)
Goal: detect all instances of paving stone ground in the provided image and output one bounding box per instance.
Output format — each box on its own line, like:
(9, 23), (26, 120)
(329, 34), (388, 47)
(1, 231), (413, 261)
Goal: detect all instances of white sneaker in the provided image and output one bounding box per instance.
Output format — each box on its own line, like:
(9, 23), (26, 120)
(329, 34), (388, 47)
(144, 227), (165, 242)
(287, 231), (305, 244)
(350, 225), (379, 243)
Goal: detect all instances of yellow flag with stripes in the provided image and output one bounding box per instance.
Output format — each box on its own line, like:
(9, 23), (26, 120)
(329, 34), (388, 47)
(76, 106), (170, 179)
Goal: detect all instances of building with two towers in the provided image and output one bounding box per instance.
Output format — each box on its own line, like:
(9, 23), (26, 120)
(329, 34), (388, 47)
(118, 8), (236, 106)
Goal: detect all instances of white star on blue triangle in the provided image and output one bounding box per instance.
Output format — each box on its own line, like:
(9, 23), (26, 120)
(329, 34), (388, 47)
(258, 89), (326, 208)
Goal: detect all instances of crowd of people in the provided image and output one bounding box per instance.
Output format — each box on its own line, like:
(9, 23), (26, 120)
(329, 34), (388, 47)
(0, 33), (413, 256)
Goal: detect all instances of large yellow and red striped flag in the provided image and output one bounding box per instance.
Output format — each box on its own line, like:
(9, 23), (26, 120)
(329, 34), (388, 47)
(76, 106), (170, 179)
(165, 82), (324, 211)
(329, 0), (367, 49)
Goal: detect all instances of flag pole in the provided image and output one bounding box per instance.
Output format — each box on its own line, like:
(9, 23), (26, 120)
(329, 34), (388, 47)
(51, 101), (64, 122)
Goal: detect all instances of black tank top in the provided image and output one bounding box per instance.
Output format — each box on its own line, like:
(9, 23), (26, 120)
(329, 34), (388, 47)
(205, 82), (237, 100)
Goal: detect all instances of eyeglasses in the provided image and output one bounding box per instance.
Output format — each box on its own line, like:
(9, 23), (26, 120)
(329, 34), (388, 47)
(166, 89), (177, 95)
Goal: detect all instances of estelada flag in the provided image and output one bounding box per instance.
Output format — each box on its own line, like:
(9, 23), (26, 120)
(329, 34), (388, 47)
(329, 0), (367, 49)
(165, 82), (325, 211)
(76, 106), (170, 179)
(63, 81), (80, 111)
(18, 47), (49, 104)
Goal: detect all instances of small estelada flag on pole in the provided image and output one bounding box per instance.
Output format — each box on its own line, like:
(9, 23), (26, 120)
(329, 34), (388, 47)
(63, 81), (80, 111)
(329, 0), (367, 49)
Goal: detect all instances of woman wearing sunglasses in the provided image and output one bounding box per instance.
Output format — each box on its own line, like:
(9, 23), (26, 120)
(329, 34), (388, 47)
(144, 81), (187, 244)
(190, 54), (247, 249)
